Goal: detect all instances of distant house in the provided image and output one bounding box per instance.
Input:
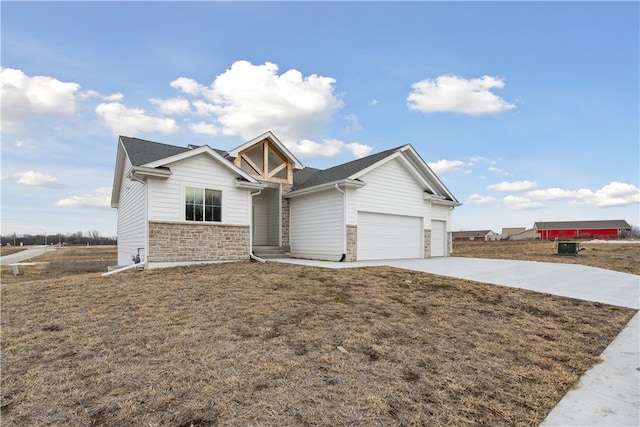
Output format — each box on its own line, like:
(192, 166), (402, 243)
(506, 228), (539, 241)
(534, 220), (632, 240)
(500, 227), (526, 240)
(110, 131), (461, 268)
(452, 230), (499, 242)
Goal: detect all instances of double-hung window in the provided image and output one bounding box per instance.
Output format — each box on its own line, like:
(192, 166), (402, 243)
(185, 187), (221, 222)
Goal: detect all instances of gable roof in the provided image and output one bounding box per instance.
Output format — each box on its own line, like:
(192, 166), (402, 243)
(534, 220), (632, 230)
(452, 230), (496, 238)
(287, 144), (459, 204)
(111, 136), (260, 207)
(228, 130), (303, 170)
(120, 136), (228, 166)
(112, 134), (460, 208)
(292, 146), (402, 190)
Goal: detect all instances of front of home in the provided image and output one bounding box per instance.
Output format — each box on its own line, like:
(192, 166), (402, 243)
(110, 131), (461, 268)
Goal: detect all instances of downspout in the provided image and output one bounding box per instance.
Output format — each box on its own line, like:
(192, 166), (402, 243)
(128, 172), (149, 269)
(249, 189), (266, 263)
(334, 184), (347, 262)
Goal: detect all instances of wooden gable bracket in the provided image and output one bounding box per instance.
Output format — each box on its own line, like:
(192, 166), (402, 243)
(234, 139), (293, 184)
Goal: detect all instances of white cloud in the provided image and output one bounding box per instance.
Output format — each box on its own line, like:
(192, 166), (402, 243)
(488, 166), (510, 176)
(503, 195), (544, 210)
(13, 171), (67, 189)
(55, 187), (112, 209)
(467, 194), (498, 205)
(171, 60), (343, 143)
(525, 182), (640, 208)
(343, 114), (362, 133)
(189, 121), (220, 136)
(573, 182), (640, 207)
(488, 180), (537, 192)
(369, 99), (379, 106)
(170, 77), (208, 96)
(428, 159), (465, 174)
(285, 138), (372, 159)
(150, 97), (191, 115)
(345, 142), (373, 158)
(526, 187), (577, 200)
(95, 102), (179, 136)
(407, 74), (515, 115)
(78, 90), (123, 102)
(1, 67), (80, 132)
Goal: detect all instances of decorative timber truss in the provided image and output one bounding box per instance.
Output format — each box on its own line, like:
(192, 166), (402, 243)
(234, 138), (293, 184)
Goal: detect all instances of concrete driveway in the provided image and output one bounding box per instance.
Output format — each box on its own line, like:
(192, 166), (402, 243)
(274, 256), (640, 426)
(0, 246), (55, 266)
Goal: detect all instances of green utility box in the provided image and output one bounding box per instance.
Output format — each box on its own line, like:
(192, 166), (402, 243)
(557, 241), (579, 256)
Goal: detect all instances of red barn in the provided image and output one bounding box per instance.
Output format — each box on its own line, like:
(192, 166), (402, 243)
(534, 220), (632, 240)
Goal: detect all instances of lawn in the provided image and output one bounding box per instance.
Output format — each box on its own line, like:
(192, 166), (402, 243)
(1, 244), (636, 426)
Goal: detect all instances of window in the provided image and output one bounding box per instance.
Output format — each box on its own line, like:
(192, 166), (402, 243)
(186, 187), (221, 222)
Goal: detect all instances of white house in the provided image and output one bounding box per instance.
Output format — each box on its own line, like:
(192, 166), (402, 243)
(110, 131), (461, 268)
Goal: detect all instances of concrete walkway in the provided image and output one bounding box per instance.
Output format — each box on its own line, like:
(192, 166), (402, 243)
(273, 256), (640, 426)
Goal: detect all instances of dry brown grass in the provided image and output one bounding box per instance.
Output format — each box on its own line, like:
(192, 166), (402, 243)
(1, 248), (636, 426)
(452, 240), (640, 275)
(1, 246), (117, 285)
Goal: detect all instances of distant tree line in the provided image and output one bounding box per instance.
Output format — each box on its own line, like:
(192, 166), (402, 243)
(2, 230), (116, 246)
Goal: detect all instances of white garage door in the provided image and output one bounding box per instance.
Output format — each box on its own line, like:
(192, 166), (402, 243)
(357, 212), (422, 260)
(430, 220), (447, 257)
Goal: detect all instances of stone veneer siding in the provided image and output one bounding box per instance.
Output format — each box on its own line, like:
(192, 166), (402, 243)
(424, 229), (432, 258)
(346, 225), (357, 261)
(280, 183), (293, 248)
(148, 221), (249, 263)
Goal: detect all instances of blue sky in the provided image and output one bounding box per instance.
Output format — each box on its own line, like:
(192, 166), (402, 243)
(2, 1), (639, 237)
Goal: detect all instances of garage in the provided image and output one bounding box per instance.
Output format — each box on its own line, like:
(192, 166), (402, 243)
(357, 212), (423, 260)
(430, 220), (447, 257)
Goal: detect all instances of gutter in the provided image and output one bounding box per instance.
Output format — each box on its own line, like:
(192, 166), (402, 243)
(101, 262), (142, 277)
(284, 179), (365, 199)
(334, 184), (347, 261)
(126, 170), (150, 270)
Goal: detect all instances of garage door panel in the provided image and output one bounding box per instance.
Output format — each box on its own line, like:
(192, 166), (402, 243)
(358, 212), (422, 260)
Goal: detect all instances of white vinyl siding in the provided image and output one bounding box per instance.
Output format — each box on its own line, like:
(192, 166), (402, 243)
(357, 212), (422, 260)
(116, 156), (147, 265)
(147, 153), (250, 225)
(266, 189), (280, 244)
(346, 158), (430, 224)
(290, 188), (344, 260)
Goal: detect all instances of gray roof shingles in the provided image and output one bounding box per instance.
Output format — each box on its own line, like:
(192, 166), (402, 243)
(534, 220), (631, 230)
(292, 146), (403, 190)
(120, 136), (227, 166)
(120, 136), (411, 191)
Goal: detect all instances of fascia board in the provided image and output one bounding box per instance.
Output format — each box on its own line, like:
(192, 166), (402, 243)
(110, 140), (126, 208)
(425, 194), (462, 207)
(401, 145), (460, 203)
(144, 145), (259, 183)
(130, 166), (172, 179)
(284, 179), (366, 198)
(228, 131), (304, 169)
(236, 179), (268, 190)
(348, 151), (402, 180)
(349, 149), (435, 193)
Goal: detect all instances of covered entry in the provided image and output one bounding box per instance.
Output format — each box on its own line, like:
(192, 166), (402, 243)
(252, 187), (280, 246)
(357, 212), (423, 260)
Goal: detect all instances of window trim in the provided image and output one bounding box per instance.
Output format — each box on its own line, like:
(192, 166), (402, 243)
(184, 186), (222, 223)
